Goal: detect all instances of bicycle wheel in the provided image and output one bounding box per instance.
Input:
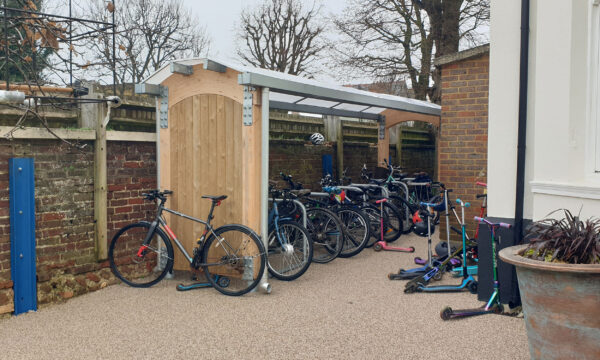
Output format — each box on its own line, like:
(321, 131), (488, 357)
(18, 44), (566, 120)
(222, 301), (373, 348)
(202, 224), (266, 296)
(306, 208), (343, 263)
(335, 206), (371, 258)
(267, 220), (313, 281)
(383, 202), (403, 242)
(390, 195), (413, 234)
(109, 222), (174, 287)
(363, 205), (386, 248)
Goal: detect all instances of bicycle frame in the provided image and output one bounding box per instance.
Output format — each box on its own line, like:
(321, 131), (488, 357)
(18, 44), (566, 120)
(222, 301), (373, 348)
(146, 198), (229, 266)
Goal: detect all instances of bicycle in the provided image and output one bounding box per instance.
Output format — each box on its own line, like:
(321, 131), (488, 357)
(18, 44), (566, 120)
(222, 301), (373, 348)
(280, 172), (371, 258)
(267, 186), (313, 280)
(108, 190), (267, 296)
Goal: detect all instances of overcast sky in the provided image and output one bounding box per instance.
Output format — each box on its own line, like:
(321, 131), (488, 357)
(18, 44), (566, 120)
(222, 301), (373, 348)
(182, 0), (348, 81)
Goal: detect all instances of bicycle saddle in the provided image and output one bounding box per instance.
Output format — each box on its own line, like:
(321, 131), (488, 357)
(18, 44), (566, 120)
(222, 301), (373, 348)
(202, 195), (227, 202)
(370, 179), (386, 185)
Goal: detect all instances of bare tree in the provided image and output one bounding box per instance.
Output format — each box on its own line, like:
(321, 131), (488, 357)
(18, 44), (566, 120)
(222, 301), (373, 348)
(334, 0), (489, 102)
(237, 0), (326, 76)
(81, 0), (211, 95)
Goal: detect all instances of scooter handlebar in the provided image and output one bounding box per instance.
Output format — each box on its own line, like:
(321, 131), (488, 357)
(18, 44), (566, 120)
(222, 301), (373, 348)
(474, 216), (512, 229)
(375, 198), (387, 204)
(476, 182), (487, 187)
(455, 198), (470, 208)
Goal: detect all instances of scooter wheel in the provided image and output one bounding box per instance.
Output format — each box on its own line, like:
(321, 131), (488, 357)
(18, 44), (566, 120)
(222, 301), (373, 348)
(468, 281), (478, 294)
(404, 282), (418, 294)
(217, 276), (230, 288)
(373, 243), (383, 252)
(433, 271), (443, 281)
(440, 307), (453, 321)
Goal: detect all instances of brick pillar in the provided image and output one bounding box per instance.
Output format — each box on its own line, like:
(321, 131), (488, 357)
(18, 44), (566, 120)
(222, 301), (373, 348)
(438, 54), (489, 240)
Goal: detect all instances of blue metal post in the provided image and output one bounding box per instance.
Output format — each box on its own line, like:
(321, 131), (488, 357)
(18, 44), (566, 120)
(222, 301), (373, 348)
(322, 154), (333, 177)
(9, 158), (37, 315)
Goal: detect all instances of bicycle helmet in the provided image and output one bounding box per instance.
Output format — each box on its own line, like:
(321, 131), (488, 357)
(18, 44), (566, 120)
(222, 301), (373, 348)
(435, 241), (456, 258)
(412, 211), (435, 237)
(309, 132), (325, 145)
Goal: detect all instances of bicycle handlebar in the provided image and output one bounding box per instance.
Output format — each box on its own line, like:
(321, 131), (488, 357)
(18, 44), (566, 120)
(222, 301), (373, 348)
(476, 194), (487, 199)
(474, 216), (511, 229)
(376, 198), (387, 204)
(142, 189), (172, 201)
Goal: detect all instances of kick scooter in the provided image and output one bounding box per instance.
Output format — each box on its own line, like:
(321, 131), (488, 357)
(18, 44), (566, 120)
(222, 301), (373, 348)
(388, 205), (435, 280)
(373, 198), (415, 253)
(403, 199), (478, 294)
(441, 217), (512, 320)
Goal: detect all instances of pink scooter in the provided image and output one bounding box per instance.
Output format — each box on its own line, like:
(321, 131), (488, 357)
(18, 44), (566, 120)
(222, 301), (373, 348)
(373, 199), (415, 253)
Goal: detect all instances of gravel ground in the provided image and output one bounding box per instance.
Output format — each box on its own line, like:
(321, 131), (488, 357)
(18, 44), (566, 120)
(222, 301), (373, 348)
(0, 233), (528, 360)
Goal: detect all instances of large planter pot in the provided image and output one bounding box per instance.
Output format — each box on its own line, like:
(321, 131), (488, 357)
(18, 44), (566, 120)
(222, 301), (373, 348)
(499, 245), (600, 360)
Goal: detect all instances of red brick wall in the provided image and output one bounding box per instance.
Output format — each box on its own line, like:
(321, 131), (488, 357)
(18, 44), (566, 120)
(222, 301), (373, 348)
(107, 142), (157, 241)
(0, 139), (156, 313)
(438, 54), (489, 240)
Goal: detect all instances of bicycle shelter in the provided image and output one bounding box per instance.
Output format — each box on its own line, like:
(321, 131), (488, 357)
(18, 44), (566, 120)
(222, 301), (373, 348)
(136, 59), (441, 289)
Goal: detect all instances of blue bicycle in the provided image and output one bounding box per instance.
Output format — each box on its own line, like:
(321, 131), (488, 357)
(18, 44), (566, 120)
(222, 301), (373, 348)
(267, 187), (313, 281)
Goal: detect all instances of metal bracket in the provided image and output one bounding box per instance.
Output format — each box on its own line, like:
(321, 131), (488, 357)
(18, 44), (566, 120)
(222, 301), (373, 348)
(243, 86), (255, 126)
(159, 86), (169, 129)
(378, 115), (386, 140)
(170, 62), (193, 76)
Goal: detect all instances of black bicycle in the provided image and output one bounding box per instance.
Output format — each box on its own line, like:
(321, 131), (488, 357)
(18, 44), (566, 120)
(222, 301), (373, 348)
(108, 190), (267, 296)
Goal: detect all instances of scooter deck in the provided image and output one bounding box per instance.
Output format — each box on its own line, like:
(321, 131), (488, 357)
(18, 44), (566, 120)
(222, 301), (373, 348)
(440, 305), (502, 320)
(176, 282), (213, 291)
(388, 270), (428, 280)
(451, 265), (478, 277)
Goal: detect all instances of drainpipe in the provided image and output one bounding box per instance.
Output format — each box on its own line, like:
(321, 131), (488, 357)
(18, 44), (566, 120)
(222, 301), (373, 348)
(513, 0), (530, 245)
(259, 87), (272, 294)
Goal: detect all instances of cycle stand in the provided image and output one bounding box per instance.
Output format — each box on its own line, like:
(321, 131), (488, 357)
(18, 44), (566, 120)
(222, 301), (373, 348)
(268, 198), (307, 227)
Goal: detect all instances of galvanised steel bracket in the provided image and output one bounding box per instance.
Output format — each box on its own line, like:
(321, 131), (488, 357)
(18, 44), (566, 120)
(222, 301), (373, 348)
(159, 86), (169, 129)
(378, 115), (386, 140)
(135, 83), (169, 129)
(243, 86), (255, 126)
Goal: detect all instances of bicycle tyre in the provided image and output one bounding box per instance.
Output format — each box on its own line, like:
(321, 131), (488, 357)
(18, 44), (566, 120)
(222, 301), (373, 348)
(391, 196), (415, 234)
(202, 224), (266, 296)
(267, 220), (313, 281)
(363, 204), (386, 248)
(305, 207), (343, 263)
(335, 206), (371, 258)
(382, 201), (403, 242)
(108, 221), (174, 288)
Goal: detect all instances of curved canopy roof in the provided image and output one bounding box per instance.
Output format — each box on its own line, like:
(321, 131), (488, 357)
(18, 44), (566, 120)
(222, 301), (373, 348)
(141, 58), (441, 120)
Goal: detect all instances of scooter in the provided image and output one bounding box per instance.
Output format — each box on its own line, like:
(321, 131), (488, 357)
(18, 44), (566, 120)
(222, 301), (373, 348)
(389, 185), (455, 280)
(373, 198), (415, 253)
(441, 217), (512, 320)
(388, 205), (435, 280)
(404, 199), (478, 294)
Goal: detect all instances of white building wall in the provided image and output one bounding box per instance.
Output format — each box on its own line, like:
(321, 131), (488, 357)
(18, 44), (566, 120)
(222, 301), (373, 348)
(490, 0), (600, 222)
(488, 0), (522, 219)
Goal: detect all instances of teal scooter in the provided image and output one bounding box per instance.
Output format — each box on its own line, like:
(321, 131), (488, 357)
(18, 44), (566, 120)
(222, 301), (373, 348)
(404, 198), (477, 294)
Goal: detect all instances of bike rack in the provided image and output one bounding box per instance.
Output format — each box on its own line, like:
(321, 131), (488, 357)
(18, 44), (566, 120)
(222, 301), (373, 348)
(349, 183), (390, 198)
(268, 198), (307, 227)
